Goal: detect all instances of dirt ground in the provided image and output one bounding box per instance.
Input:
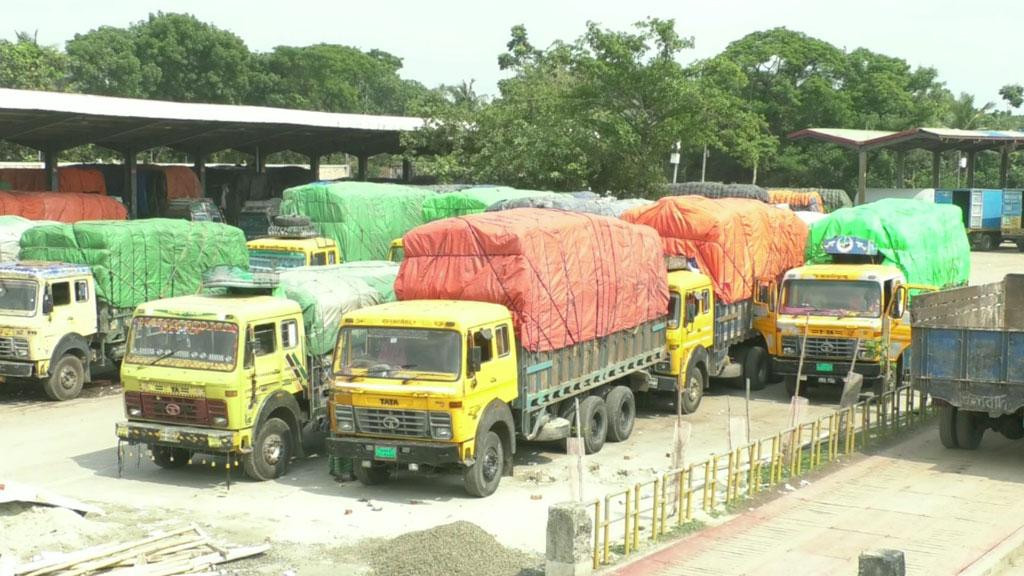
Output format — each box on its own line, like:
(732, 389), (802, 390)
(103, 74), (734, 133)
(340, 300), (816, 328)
(0, 250), (1016, 573)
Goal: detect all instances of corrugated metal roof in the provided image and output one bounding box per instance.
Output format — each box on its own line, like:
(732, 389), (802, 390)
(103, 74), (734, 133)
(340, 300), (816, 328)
(790, 126), (1024, 152)
(788, 128), (898, 148)
(0, 88), (425, 156)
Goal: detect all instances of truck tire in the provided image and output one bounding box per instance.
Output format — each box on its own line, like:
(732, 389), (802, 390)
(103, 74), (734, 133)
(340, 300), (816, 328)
(354, 462), (392, 486)
(973, 233), (996, 252)
(938, 405), (959, 449)
(43, 354), (85, 401)
(955, 410), (984, 450)
(785, 375), (809, 398)
(681, 360), (705, 415)
(463, 431), (503, 497)
(151, 446), (191, 469)
(742, 346), (768, 391)
(580, 396), (608, 454)
(242, 417), (292, 481)
(1017, 239), (1024, 253)
(273, 215), (310, 228)
(605, 386), (636, 443)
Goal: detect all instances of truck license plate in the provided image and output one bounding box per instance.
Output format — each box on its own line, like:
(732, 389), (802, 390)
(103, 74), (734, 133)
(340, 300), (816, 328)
(816, 363), (834, 373)
(374, 446), (397, 460)
(158, 430), (180, 443)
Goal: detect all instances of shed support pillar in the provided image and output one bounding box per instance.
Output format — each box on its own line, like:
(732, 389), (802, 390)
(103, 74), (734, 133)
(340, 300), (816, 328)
(402, 158), (413, 183)
(1000, 145), (1011, 189)
(193, 154), (206, 196)
(44, 148), (59, 192)
(309, 153), (321, 181)
(124, 149), (138, 219)
(895, 150), (906, 188)
(253, 146), (266, 174)
(857, 149), (867, 205)
(931, 151), (941, 189)
(966, 150), (976, 188)
(357, 155), (369, 181)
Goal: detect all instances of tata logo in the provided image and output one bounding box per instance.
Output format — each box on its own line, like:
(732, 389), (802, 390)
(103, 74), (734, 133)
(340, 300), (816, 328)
(818, 342), (835, 354)
(381, 416), (401, 430)
(164, 403), (182, 416)
(379, 398), (399, 406)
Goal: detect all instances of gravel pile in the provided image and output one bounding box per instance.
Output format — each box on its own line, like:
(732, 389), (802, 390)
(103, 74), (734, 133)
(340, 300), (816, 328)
(0, 503), (113, 562)
(369, 521), (542, 576)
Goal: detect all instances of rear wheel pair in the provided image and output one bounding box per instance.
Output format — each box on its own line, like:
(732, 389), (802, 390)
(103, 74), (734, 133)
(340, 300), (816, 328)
(938, 405), (985, 450)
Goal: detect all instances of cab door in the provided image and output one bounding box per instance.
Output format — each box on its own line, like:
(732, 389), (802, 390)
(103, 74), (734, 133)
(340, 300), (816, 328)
(467, 324), (516, 406)
(245, 320), (289, 422)
(752, 280), (778, 353)
(886, 282), (912, 361)
(45, 278), (96, 336)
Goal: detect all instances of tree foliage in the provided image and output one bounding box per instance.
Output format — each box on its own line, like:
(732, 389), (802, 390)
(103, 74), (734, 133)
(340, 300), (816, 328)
(0, 32), (66, 91)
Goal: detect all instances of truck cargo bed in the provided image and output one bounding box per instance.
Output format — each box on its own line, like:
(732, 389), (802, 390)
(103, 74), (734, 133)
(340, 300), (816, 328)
(911, 275), (1024, 413)
(715, 300), (756, 351)
(515, 317), (667, 429)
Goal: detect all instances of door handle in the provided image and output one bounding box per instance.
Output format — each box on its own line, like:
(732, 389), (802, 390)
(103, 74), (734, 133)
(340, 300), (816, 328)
(489, 377), (497, 383)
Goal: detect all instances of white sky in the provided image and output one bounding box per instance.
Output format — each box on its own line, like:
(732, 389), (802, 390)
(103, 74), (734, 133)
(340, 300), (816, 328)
(7, 0), (1020, 109)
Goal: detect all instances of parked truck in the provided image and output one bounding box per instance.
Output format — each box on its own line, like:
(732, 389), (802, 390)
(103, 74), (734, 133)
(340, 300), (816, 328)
(247, 216), (341, 272)
(0, 220), (247, 400)
(115, 264), (398, 480)
(773, 199), (970, 396)
(935, 188), (1016, 251)
(622, 196), (808, 413)
(328, 209), (669, 497)
(911, 275), (1024, 450)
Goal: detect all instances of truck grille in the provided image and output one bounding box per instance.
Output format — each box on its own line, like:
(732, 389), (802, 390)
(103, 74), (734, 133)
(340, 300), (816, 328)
(140, 393), (210, 426)
(355, 408), (428, 438)
(782, 336), (857, 359)
(0, 336), (29, 358)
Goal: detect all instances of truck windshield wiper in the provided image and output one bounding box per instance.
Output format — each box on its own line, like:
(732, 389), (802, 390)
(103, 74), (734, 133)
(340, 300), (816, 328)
(147, 349), (179, 366)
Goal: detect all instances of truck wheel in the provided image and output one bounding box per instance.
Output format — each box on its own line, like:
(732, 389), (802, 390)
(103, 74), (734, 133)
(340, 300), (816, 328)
(354, 461), (392, 485)
(955, 410), (984, 450)
(605, 386), (636, 442)
(151, 446), (191, 469)
(973, 233), (995, 252)
(43, 354), (85, 401)
(242, 417), (292, 481)
(742, 346), (768, 391)
(274, 215), (310, 228)
(463, 431), (503, 497)
(938, 405), (959, 449)
(580, 396), (608, 454)
(680, 362), (705, 415)
(1017, 239), (1024, 253)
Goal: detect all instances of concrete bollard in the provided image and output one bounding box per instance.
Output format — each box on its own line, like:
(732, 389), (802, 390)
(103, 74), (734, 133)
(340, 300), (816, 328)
(859, 549), (906, 576)
(546, 501), (593, 576)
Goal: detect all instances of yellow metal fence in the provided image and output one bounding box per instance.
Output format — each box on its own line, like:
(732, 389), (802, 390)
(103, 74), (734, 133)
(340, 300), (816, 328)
(588, 385), (932, 568)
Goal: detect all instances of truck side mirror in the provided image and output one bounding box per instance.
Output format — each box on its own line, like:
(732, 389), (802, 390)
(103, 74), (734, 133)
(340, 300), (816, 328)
(890, 286), (907, 319)
(468, 346), (483, 374)
(244, 329), (256, 370)
(685, 299), (697, 326)
(41, 286), (53, 315)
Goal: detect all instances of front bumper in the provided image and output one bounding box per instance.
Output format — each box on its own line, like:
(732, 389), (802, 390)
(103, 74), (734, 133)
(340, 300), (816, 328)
(116, 421), (238, 453)
(327, 435), (462, 467)
(772, 357), (881, 385)
(0, 359), (38, 378)
(653, 373), (678, 392)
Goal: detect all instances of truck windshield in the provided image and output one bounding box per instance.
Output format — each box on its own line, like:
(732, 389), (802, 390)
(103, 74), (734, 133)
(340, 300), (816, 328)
(338, 327), (461, 381)
(781, 279), (882, 318)
(125, 317), (239, 371)
(248, 249), (306, 272)
(0, 279), (37, 316)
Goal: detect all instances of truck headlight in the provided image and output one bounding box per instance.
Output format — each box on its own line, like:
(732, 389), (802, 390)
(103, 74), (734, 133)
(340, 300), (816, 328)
(782, 345), (797, 356)
(429, 411), (453, 440)
(858, 348), (877, 361)
(211, 416), (228, 427)
(335, 404), (355, 433)
(128, 407), (142, 417)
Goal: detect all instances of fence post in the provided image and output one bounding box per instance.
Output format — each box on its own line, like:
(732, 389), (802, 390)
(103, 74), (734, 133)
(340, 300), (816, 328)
(858, 549), (906, 576)
(546, 502), (594, 576)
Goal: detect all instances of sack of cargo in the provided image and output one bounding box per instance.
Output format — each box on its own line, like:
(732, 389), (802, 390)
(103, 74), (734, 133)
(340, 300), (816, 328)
(278, 266), (390, 356)
(622, 196), (807, 303)
(665, 182), (769, 203)
(805, 199), (970, 289)
(0, 191), (127, 222)
(421, 187), (555, 222)
(396, 209), (668, 352)
(20, 219), (249, 308)
(0, 216), (59, 261)
(280, 182), (431, 261)
(767, 189), (824, 212)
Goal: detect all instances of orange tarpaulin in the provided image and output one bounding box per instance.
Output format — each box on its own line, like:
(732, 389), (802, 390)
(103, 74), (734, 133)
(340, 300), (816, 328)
(622, 197), (807, 303)
(0, 191), (127, 222)
(767, 189), (824, 213)
(159, 166), (202, 200)
(396, 208), (669, 353)
(0, 168), (107, 195)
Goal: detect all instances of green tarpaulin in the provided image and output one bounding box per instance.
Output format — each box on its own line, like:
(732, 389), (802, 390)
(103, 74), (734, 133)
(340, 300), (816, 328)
(0, 216), (58, 262)
(806, 199), (970, 289)
(280, 182), (431, 261)
(335, 261), (399, 302)
(20, 219), (249, 308)
(420, 187), (556, 222)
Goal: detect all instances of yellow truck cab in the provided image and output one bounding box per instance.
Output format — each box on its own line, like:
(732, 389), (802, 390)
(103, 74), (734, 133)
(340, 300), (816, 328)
(116, 292), (326, 480)
(771, 262), (912, 396)
(0, 262), (125, 400)
(247, 215), (340, 272)
(648, 266), (776, 414)
(387, 238), (404, 263)
(329, 299), (666, 497)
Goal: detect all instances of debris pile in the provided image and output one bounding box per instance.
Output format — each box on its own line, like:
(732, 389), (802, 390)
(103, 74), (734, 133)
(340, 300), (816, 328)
(369, 521), (541, 576)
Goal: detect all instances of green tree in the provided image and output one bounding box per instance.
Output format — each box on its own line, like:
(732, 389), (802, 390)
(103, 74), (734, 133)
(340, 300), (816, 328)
(0, 31), (67, 91)
(66, 26), (156, 97)
(1000, 84), (1023, 109)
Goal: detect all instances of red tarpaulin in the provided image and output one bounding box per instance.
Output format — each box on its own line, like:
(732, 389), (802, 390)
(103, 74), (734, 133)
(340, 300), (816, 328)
(0, 167), (107, 195)
(0, 191), (127, 222)
(622, 196), (807, 303)
(396, 208), (669, 353)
